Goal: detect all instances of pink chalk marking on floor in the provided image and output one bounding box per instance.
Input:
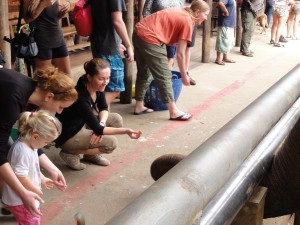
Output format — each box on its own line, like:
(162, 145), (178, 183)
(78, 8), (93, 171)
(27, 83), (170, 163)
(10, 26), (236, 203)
(41, 64), (269, 224)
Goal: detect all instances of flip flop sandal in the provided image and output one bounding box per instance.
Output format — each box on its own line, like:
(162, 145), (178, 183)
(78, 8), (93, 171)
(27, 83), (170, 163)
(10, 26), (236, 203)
(170, 113), (193, 121)
(223, 59), (236, 63)
(134, 108), (154, 115)
(215, 60), (225, 66)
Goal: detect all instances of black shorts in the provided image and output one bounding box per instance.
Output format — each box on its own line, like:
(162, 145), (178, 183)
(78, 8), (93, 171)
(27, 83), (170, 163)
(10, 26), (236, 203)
(37, 45), (69, 60)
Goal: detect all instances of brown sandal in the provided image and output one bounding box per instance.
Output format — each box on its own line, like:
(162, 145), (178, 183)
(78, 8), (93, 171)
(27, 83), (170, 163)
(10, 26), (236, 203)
(215, 60), (225, 65)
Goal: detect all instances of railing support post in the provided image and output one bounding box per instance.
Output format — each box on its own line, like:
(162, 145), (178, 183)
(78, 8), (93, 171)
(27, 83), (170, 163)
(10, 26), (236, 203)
(231, 186), (267, 225)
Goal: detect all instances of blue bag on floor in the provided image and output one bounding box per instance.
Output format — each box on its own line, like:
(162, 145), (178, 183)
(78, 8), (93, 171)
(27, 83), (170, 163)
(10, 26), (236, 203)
(144, 71), (183, 111)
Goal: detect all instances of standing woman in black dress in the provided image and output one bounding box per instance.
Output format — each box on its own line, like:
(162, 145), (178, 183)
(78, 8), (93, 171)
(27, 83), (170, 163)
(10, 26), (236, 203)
(23, 0), (72, 77)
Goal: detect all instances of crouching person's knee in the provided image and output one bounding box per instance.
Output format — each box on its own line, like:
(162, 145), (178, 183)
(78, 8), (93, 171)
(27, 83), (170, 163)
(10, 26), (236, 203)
(100, 136), (118, 154)
(108, 113), (123, 128)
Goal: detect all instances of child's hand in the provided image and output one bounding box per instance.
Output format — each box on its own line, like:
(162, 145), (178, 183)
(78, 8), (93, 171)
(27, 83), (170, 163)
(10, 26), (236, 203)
(42, 177), (54, 190)
(36, 188), (43, 196)
(127, 130), (143, 139)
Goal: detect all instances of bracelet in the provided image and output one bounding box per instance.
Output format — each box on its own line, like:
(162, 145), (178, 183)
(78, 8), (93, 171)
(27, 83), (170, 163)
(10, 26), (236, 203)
(100, 122), (106, 126)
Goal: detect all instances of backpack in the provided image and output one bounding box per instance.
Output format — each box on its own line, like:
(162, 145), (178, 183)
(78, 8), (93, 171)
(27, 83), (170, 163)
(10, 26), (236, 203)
(248, 0), (265, 17)
(73, 0), (93, 36)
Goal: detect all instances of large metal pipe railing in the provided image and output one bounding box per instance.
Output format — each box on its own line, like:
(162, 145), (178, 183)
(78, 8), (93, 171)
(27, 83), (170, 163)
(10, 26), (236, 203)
(105, 64), (300, 225)
(200, 96), (300, 225)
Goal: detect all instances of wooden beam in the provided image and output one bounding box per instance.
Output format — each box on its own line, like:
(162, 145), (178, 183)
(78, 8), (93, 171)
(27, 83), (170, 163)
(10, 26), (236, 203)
(0, 0), (12, 68)
(231, 186), (267, 225)
(138, 0), (145, 21)
(235, 6), (242, 47)
(120, 0), (134, 104)
(202, 0), (212, 63)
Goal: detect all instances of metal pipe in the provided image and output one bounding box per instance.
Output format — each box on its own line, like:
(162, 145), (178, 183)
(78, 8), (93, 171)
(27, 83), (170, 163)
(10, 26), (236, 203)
(200, 97), (300, 225)
(105, 64), (300, 225)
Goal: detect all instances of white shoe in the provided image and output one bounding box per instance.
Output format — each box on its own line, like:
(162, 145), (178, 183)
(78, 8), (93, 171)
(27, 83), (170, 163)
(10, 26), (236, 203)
(59, 151), (86, 170)
(83, 155), (110, 166)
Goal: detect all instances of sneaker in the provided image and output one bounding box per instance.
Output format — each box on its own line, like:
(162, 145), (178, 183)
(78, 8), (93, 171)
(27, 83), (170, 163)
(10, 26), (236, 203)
(273, 42), (284, 47)
(240, 50), (254, 54)
(59, 151), (86, 170)
(270, 39), (275, 45)
(279, 35), (288, 43)
(83, 155), (110, 166)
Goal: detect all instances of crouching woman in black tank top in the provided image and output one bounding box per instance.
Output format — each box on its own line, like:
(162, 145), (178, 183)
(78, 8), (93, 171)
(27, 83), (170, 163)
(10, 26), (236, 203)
(55, 58), (143, 171)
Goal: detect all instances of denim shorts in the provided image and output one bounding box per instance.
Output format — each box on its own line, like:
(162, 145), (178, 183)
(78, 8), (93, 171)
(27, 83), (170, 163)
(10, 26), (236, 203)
(92, 53), (125, 92)
(187, 24), (198, 47)
(166, 45), (177, 58)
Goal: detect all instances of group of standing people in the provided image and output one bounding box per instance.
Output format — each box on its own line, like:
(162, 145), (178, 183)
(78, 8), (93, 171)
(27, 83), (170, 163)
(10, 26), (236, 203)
(0, 0), (211, 223)
(213, 0), (260, 63)
(270, 0), (297, 47)
(214, 0), (265, 60)
(214, 0), (300, 62)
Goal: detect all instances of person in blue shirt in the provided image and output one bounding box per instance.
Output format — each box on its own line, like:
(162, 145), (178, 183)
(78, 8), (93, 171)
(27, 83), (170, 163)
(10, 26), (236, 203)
(214, 0), (237, 65)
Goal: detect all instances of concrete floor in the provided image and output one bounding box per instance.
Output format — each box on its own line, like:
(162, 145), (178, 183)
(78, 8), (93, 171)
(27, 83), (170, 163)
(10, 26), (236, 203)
(1, 25), (300, 225)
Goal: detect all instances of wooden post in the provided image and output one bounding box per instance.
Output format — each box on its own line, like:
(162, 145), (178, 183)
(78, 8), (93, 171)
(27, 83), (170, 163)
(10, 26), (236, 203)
(0, 0), (12, 69)
(202, 0), (212, 63)
(120, 0), (134, 104)
(231, 186), (267, 225)
(235, 6), (242, 47)
(138, 0), (145, 21)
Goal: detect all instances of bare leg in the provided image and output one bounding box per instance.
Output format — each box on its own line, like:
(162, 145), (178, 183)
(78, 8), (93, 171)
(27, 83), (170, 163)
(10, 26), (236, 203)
(222, 53), (234, 62)
(275, 16), (284, 43)
(216, 51), (223, 62)
(52, 56), (72, 78)
(34, 56), (72, 78)
(167, 58), (174, 70)
(167, 102), (191, 120)
(287, 12), (295, 38)
(185, 47), (191, 70)
(105, 92), (120, 111)
(134, 100), (154, 114)
(294, 14), (300, 38)
(34, 58), (52, 71)
(271, 14), (278, 42)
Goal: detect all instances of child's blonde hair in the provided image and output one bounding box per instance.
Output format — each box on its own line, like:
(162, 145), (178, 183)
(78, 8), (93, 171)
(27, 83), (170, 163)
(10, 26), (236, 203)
(18, 110), (62, 141)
